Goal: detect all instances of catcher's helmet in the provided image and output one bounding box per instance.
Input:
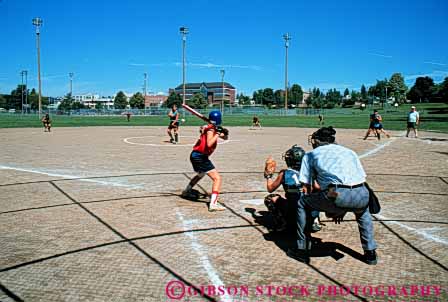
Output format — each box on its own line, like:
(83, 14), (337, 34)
(283, 145), (306, 170)
(209, 110), (222, 126)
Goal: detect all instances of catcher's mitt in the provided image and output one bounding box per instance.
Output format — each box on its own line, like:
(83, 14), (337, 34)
(264, 156), (276, 179)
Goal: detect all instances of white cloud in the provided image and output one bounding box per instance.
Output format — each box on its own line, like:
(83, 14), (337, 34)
(367, 52), (393, 59)
(404, 70), (448, 82)
(174, 62), (262, 71)
(423, 61), (447, 67)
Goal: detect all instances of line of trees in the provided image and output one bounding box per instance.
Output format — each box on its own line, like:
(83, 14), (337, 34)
(0, 85), (49, 110)
(1, 74), (447, 111)
(236, 74), (448, 109)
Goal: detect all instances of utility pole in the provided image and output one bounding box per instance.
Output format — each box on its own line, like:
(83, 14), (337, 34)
(32, 17), (43, 117)
(20, 71), (25, 114)
(69, 72), (74, 96)
(283, 33), (291, 110)
(179, 27), (189, 105)
(143, 72), (148, 97)
(220, 69), (225, 114)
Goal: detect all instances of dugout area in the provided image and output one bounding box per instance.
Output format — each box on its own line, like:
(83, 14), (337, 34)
(0, 126), (447, 302)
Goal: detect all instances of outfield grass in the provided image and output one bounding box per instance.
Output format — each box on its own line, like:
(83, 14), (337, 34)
(1, 103), (447, 132)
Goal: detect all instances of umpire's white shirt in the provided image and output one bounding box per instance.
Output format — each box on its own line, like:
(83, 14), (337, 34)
(299, 144), (366, 190)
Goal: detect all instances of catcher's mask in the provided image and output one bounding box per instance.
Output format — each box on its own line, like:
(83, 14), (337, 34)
(282, 145), (306, 170)
(308, 126), (336, 148)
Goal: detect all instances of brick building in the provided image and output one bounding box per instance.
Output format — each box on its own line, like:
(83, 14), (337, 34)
(172, 82), (236, 106)
(144, 95), (168, 108)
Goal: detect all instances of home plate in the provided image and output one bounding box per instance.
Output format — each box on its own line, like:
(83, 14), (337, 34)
(239, 199), (264, 205)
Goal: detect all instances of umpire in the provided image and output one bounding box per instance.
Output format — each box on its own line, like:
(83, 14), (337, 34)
(287, 126), (377, 265)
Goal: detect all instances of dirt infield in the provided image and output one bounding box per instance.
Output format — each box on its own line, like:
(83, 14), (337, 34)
(1, 126), (447, 302)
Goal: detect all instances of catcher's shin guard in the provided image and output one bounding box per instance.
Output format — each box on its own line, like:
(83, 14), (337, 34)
(264, 194), (287, 231)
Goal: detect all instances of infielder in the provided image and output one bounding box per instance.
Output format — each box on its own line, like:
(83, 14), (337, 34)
(406, 106), (419, 138)
(41, 113), (52, 132)
(167, 104), (180, 144)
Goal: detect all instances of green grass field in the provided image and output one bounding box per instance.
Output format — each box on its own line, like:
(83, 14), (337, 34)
(1, 103), (447, 132)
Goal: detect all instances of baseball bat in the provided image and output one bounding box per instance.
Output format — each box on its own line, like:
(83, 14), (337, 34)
(182, 104), (211, 123)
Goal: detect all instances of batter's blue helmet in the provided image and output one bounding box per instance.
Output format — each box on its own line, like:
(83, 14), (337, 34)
(209, 110), (222, 126)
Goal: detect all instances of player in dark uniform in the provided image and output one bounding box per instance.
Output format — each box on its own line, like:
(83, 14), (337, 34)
(363, 110), (390, 140)
(252, 115), (261, 129)
(167, 104), (180, 144)
(41, 113), (52, 132)
(264, 145), (321, 233)
(181, 110), (229, 211)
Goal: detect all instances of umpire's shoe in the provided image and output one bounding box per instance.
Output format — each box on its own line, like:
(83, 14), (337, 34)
(287, 248), (310, 264)
(364, 249), (378, 265)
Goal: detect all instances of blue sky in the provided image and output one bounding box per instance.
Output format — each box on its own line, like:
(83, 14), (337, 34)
(1, 0), (447, 97)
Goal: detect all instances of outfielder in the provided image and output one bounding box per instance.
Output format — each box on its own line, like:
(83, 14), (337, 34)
(181, 110), (229, 212)
(167, 104), (180, 144)
(263, 145), (321, 233)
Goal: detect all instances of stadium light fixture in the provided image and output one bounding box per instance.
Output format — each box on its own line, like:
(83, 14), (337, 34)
(283, 33), (291, 110)
(32, 17), (43, 117)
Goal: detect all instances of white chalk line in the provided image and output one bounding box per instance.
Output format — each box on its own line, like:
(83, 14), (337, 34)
(359, 132), (448, 245)
(359, 131), (406, 159)
(0, 165), (145, 189)
(176, 210), (233, 302)
(375, 214), (448, 246)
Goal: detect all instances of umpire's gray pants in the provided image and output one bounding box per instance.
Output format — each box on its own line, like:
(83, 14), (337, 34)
(296, 185), (377, 251)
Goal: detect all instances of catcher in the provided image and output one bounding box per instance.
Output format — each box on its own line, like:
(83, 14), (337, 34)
(41, 113), (52, 132)
(263, 145), (321, 233)
(181, 110), (229, 212)
(167, 104), (180, 144)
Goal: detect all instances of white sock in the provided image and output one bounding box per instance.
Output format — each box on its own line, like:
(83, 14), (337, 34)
(210, 191), (219, 205)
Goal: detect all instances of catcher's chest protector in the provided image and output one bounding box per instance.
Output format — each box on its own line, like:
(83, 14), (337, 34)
(282, 169), (301, 193)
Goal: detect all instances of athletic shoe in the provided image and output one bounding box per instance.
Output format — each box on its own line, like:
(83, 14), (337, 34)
(170, 139), (174, 143)
(209, 202), (226, 212)
(364, 250), (378, 265)
(311, 222), (322, 232)
(287, 248), (310, 264)
(181, 190), (199, 201)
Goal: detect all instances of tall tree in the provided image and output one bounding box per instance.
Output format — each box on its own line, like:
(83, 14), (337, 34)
(436, 77), (448, 102)
(273, 89), (284, 106)
(343, 88), (350, 97)
(262, 88), (275, 106)
(58, 93), (74, 111)
(0, 94), (7, 109)
(129, 92), (145, 109)
(8, 85), (26, 110)
(165, 92), (182, 108)
(187, 93), (208, 109)
(407, 77), (436, 102)
(388, 73), (407, 103)
(27, 88), (48, 110)
(114, 91), (128, 109)
(290, 84), (303, 106)
(360, 84), (367, 101)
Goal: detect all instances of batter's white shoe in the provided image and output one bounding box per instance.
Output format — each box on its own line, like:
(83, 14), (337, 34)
(209, 202), (226, 212)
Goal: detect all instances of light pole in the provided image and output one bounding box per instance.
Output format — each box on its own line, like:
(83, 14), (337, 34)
(283, 33), (291, 110)
(24, 70), (28, 113)
(179, 27), (189, 105)
(20, 71), (25, 114)
(220, 69), (225, 113)
(32, 17), (43, 117)
(69, 72), (74, 96)
(143, 72), (147, 97)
